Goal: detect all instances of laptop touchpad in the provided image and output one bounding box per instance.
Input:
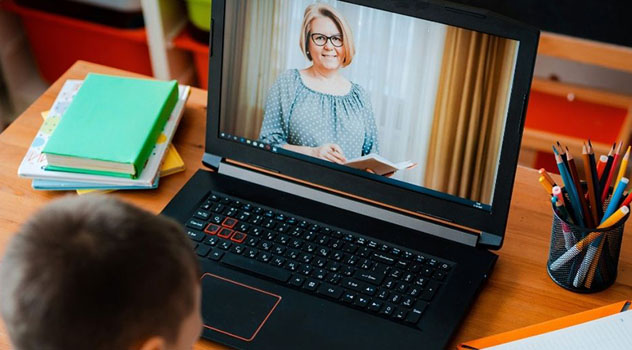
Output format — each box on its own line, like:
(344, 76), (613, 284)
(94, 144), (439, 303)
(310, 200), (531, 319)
(200, 272), (282, 342)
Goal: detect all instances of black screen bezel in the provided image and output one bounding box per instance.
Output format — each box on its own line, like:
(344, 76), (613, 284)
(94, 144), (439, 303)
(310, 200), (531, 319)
(206, 0), (539, 249)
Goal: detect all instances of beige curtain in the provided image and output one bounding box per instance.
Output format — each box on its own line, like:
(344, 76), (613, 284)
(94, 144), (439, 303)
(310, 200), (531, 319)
(424, 27), (517, 204)
(220, 0), (291, 140)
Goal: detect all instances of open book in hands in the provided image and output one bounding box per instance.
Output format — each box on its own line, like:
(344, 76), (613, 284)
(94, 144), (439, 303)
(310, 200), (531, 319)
(344, 154), (415, 176)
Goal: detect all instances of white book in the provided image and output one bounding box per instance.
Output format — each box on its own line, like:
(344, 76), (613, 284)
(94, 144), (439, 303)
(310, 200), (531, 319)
(17, 80), (190, 187)
(344, 154), (414, 175)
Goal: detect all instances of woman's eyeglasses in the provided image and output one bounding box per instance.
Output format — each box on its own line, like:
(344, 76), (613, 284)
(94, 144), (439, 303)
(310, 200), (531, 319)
(310, 33), (343, 47)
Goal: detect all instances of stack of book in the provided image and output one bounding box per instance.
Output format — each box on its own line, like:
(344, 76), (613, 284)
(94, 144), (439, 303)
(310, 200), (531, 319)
(18, 73), (191, 193)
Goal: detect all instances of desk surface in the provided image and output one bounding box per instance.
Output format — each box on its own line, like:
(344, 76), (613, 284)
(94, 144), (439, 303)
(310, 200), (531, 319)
(0, 61), (631, 350)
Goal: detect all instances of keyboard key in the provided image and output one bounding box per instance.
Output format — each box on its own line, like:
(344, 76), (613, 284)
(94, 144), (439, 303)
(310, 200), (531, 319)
(289, 274), (305, 287)
(271, 256), (286, 267)
(230, 231), (247, 243)
(421, 281), (440, 301)
(368, 301), (382, 312)
(203, 236), (219, 246)
(217, 228), (233, 239)
(303, 279), (319, 291)
(285, 261), (299, 271)
(196, 245), (211, 257)
(432, 270), (446, 281)
(186, 218), (206, 230)
(313, 268), (328, 280)
(327, 273), (342, 285)
(317, 283), (343, 299)
(394, 308), (408, 321)
(221, 253), (291, 282)
(355, 296), (370, 308)
(406, 301), (427, 324)
(272, 245), (286, 256)
(222, 217), (237, 228)
(299, 264), (313, 276)
(210, 214), (225, 224)
(246, 237), (259, 247)
(341, 292), (356, 304)
(186, 229), (205, 242)
(245, 248), (258, 259)
(204, 223), (221, 235)
(230, 245), (245, 255)
(341, 278), (363, 292)
(218, 241), (232, 250)
(380, 304), (395, 316)
(401, 296), (414, 308)
(325, 261), (340, 272)
(257, 252), (272, 263)
(372, 252), (395, 265)
(208, 250), (224, 261)
(354, 269), (386, 285)
(194, 210), (210, 220)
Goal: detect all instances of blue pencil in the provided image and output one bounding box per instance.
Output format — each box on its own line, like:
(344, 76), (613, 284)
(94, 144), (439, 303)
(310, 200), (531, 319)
(554, 148), (585, 227)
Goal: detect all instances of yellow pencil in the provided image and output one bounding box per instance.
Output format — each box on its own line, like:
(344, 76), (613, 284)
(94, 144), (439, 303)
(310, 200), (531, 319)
(614, 145), (630, 195)
(539, 176), (553, 195)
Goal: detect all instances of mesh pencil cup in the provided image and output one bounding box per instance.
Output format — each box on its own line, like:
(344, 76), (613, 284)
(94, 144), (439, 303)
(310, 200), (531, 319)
(547, 201), (628, 293)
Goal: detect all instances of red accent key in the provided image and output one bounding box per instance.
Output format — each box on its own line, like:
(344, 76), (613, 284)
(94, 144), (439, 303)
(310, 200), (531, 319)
(222, 217), (237, 228)
(217, 228), (233, 238)
(204, 223), (220, 235)
(231, 231), (247, 243)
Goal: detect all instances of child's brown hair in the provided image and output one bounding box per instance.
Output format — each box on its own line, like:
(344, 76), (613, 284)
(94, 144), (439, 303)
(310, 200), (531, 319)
(0, 195), (200, 350)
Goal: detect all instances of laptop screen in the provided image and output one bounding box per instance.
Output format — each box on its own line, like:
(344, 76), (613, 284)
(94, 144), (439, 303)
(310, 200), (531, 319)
(217, 0), (518, 211)
(208, 0), (538, 243)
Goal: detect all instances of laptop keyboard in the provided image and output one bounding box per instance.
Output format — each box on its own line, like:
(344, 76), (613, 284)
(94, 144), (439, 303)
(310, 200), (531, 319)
(185, 191), (455, 327)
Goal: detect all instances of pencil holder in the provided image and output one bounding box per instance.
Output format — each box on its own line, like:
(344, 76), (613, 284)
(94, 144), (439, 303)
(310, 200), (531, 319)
(547, 200), (628, 293)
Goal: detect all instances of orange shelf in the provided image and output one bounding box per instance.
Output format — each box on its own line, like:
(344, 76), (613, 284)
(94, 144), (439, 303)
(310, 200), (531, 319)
(173, 26), (210, 89)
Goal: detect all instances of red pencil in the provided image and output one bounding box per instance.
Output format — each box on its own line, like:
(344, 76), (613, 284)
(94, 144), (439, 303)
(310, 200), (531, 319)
(602, 141), (623, 202)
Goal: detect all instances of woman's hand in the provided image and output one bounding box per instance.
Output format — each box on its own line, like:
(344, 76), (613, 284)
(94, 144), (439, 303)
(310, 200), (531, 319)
(312, 143), (347, 164)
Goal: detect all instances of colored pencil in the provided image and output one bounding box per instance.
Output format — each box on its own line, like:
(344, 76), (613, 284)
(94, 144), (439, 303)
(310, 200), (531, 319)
(614, 145), (630, 195)
(602, 177), (628, 222)
(566, 147), (594, 227)
(554, 148), (584, 227)
(600, 142), (619, 202)
(557, 142), (570, 174)
(538, 168), (557, 188)
(582, 144), (600, 226)
(539, 176), (553, 195)
(621, 191), (632, 208)
(588, 143), (605, 219)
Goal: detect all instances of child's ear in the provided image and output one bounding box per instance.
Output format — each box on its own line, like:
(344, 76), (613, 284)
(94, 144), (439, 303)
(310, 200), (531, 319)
(138, 336), (166, 350)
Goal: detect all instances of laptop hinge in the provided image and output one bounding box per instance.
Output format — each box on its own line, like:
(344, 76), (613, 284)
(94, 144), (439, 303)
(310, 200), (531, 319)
(202, 152), (222, 171)
(477, 231), (503, 249)
(218, 161), (479, 247)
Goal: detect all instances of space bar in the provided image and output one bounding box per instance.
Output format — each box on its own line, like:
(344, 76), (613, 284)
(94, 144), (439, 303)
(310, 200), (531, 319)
(221, 253), (292, 282)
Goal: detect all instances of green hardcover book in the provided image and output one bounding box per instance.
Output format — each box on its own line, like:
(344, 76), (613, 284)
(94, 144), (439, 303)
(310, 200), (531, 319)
(42, 73), (178, 179)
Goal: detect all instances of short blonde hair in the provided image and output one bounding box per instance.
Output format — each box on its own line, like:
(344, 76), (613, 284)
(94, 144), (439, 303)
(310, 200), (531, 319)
(299, 3), (355, 67)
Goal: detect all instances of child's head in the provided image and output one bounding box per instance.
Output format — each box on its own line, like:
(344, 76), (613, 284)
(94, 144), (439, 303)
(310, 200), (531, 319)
(0, 195), (202, 350)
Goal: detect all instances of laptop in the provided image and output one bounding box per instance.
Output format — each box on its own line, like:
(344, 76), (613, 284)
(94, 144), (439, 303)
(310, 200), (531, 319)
(161, 0), (538, 349)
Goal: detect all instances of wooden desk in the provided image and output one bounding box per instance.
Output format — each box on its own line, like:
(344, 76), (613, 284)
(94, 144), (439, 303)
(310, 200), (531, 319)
(1, 62), (631, 349)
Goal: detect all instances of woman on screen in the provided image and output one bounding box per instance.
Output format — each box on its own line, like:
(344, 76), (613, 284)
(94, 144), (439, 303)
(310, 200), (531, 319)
(259, 3), (379, 165)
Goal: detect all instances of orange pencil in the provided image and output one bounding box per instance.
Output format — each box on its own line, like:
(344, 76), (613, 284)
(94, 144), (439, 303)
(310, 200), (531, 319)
(538, 168), (556, 188)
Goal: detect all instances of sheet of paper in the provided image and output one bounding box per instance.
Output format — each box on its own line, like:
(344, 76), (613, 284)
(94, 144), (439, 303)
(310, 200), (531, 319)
(484, 310), (632, 350)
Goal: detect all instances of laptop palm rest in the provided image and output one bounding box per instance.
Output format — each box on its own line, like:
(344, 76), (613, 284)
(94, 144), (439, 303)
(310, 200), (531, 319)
(200, 272), (282, 342)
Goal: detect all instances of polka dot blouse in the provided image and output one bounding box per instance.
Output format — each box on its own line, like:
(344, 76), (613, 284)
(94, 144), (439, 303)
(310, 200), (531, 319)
(259, 69), (379, 159)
